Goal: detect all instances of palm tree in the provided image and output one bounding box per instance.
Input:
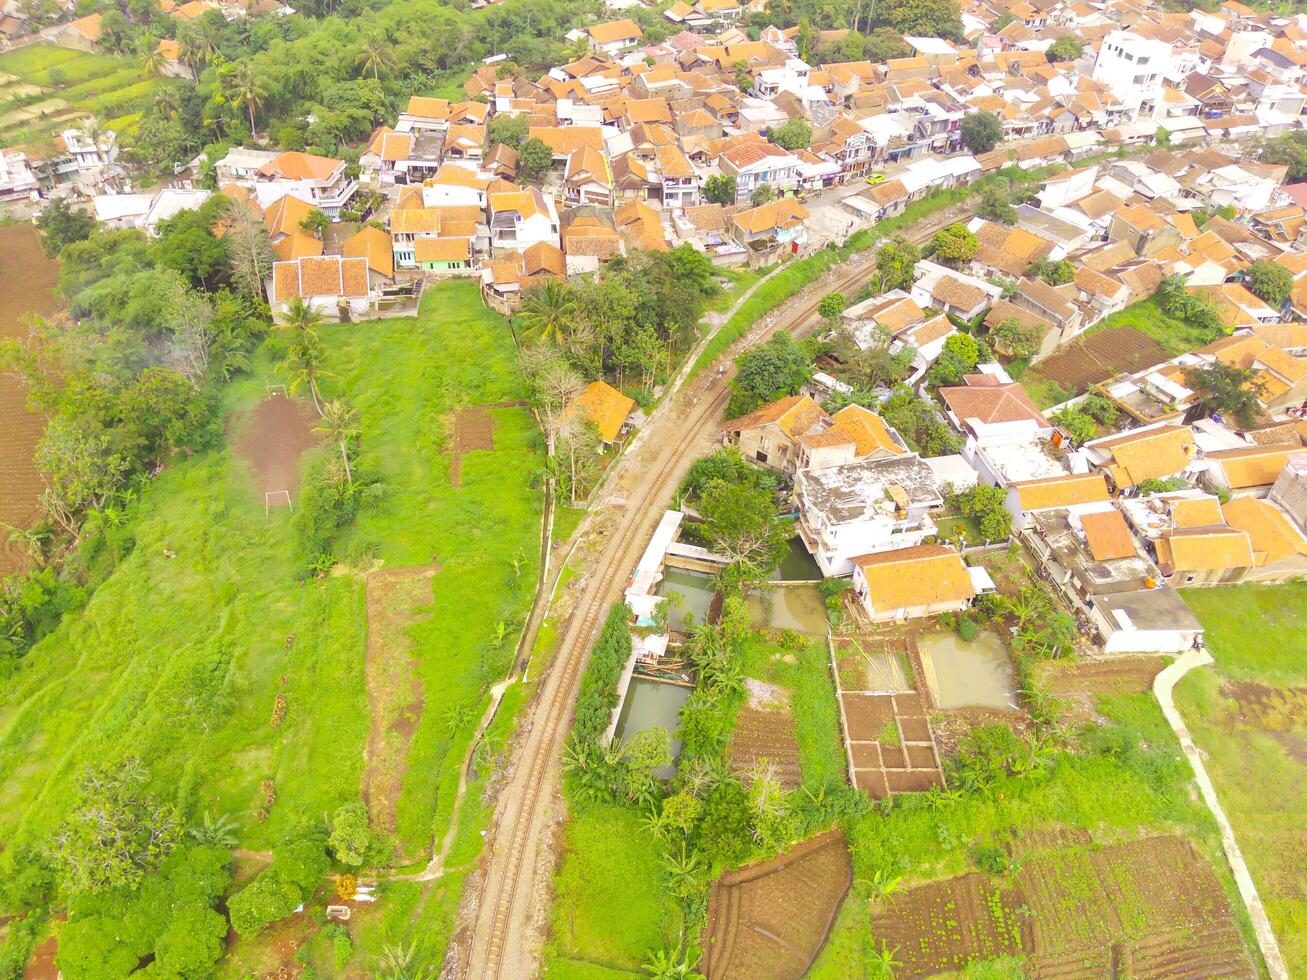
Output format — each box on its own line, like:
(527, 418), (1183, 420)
(357, 33), (395, 80)
(643, 945), (700, 979)
(229, 63), (266, 136)
(154, 86), (181, 119)
(517, 280), (577, 345)
(179, 21), (218, 71)
(281, 297), (324, 340)
(376, 941), (434, 980)
(284, 333), (332, 414)
(189, 810), (240, 846)
(314, 399), (359, 485)
(142, 45), (167, 78)
(2, 523), (51, 566)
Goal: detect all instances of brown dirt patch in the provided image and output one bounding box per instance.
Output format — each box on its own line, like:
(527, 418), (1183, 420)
(704, 829), (852, 980)
(449, 406), (494, 487)
(1040, 655), (1169, 696)
(872, 835), (1253, 979)
(728, 706), (802, 787)
(838, 688), (944, 800)
(232, 394), (318, 506)
(362, 566), (433, 852)
(22, 920), (61, 980)
(1031, 326), (1168, 393)
(0, 223), (60, 576)
(1220, 680), (1307, 732)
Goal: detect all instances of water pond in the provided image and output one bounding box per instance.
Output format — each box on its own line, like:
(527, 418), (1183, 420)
(613, 678), (691, 777)
(918, 630), (1019, 710)
(769, 537), (823, 581)
(746, 585), (829, 635)
(658, 567), (717, 631)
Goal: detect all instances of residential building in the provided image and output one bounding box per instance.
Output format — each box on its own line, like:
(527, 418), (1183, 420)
(849, 545), (976, 623)
(488, 188), (561, 255)
(254, 151), (357, 217)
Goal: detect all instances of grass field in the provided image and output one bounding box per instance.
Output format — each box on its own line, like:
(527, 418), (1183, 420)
(0, 44), (159, 143)
(1177, 583), (1307, 976)
(0, 281), (543, 973)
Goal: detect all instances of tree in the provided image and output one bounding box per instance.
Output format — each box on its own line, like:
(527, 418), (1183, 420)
(328, 801), (382, 866)
(928, 334), (983, 388)
(228, 872), (302, 936)
(155, 204), (229, 289)
(284, 332), (330, 414)
(990, 317), (1042, 359)
(50, 760), (182, 893)
(880, 388), (960, 457)
(660, 791), (702, 835)
(818, 292), (846, 324)
(519, 342), (582, 458)
(1052, 408), (1096, 446)
(931, 223), (979, 263)
(960, 111), (1004, 154)
(950, 484), (1012, 542)
(1182, 362), (1265, 428)
(703, 174), (737, 205)
(222, 197), (275, 298)
(1028, 257), (1074, 285)
(695, 780), (753, 866)
(153, 904), (228, 977)
(698, 481), (792, 576)
(315, 399), (359, 486)
(1082, 387), (1119, 426)
(227, 63), (267, 135)
(117, 367), (212, 464)
(1252, 130), (1307, 182)
(733, 59), (752, 93)
(876, 236), (921, 291)
(357, 32), (394, 80)
(977, 183), (1017, 224)
(35, 419), (131, 535)
(1245, 260), (1293, 307)
(728, 332), (811, 417)
(517, 137), (553, 181)
(518, 279), (577, 344)
(35, 199), (95, 256)
(1047, 36), (1084, 62)
(864, 27), (909, 62)
(750, 184), (776, 207)
(770, 117), (812, 151)
(488, 113), (528, 149)
(300, 208), (330, 237)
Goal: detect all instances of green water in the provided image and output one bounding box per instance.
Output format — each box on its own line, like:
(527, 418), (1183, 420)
(614, 678), (691, 777)
(919, 631), (1018, 709)
(746, 585), (829, 634)
(658, 568), (717, 631)
(769, 537), (823, 581)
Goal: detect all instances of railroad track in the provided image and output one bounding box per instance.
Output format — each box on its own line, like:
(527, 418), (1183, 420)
(461, 205), (974, 979)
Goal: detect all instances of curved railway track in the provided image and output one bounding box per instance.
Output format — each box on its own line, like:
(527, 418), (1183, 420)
(461, 205), (973, 979)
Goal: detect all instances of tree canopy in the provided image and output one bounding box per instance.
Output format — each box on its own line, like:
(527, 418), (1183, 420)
(728, 333), (813, 418)
(1245, 260), (1293, 307)
(960, 111), (1004, 153)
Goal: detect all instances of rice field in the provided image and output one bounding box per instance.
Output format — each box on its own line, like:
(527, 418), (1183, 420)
(0, 44), (159, 143)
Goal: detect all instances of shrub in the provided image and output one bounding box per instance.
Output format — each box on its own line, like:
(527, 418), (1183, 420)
(958, 617), (980, 642)
(571, 605), (633, 749)
(328, 803), (382, 867)
(695, 780), (754, 867)
(227, 873), (302, 937)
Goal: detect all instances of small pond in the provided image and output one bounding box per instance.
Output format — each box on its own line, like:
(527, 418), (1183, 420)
(746, 585), (829, 635)
(613, 678), (691, 777)
(769, 537), (823, 581)
(658, 567), (717, 631)
(918, 630), (1019, 710)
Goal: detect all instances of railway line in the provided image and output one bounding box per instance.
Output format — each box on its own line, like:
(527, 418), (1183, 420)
(457, 203), (974, 979)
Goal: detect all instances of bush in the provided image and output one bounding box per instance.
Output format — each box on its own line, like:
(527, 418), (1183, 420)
(227, 872), (302, 937)
(328, 803), (383, 867)
(571, 605), (633, 749)
(695, 780), (754, 867)
(950, 484), (1012, 542)
(958, 617), (980, 642)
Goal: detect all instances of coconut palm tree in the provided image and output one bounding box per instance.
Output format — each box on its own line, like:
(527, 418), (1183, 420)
(142, 45), (167, 78)
(284, 333), (332, 414)
(153, 86), (181, 120)
(280, 297), (325, 340)
(376, 941), (434, 980)
(517, 279), (577, 345)
(2, 523), (51, 566)
(178, 20), (218, 71)
(357, 33), (395, 80)
(228, 63), (266, 136)
(314, 399), (359, 485)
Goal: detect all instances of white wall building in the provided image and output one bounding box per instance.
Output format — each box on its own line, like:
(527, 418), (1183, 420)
(1092, 31), (1174, 120)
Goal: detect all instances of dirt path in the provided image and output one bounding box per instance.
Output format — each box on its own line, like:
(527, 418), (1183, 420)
(362, 566), (433, 852)
(1155, 650), (1288, 979)
(450, 203), (976, 980)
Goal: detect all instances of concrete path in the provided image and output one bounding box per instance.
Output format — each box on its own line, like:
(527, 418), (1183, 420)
(1153, 650), (1289, 980)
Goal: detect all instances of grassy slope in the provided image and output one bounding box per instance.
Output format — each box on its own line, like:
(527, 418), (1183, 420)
(0, 281), (542, 969)
(1177, 583), (1307, 975)
(0, 46), (156, 142)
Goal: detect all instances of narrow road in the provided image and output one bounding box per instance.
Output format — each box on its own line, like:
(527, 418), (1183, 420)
(453, 202), (974, 979)
(1154, 650), (1289, 980)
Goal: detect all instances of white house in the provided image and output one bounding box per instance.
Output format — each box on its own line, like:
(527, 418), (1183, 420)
(269, 255), (371, 321)
(1091, 31), (1174, 120)
(253, 151), (357, 218)
(488, 187), (560, 254)
(717, 141), (801, 203)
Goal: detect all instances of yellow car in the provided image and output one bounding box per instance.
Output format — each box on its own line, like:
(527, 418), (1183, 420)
(864, 172), (887, 185)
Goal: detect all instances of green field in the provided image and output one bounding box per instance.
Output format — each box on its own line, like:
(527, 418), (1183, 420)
(0, 281), (543, 972)
(0, 44), (159, 143)
(1177, 584), (1307, 975)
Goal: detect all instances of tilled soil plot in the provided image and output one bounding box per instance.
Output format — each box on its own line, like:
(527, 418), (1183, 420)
(839, 688), (944, 799)
(450, 406), (494, 486)
(1032, 327), (1168, 391)
(0, 223), (60, 576)
(871, 835), (1254, 980)
(1039, 655), (1169, 696)
(232, 394), (318, 506)
(704, 829), (852, 980)
(728, 706), (803, 787)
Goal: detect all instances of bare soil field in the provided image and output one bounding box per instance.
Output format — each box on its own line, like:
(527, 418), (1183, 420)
(450, 406), (494, 487)
(838, 685), (944, 799)
(1032, 327), (1168, 392)
(1039, 655), (1169, 696)
(704, 829), (852, 980)
(362, 567), (432, 851)
(1221, 680), (1307, 733)
(0, 223), (60, 576)
(871, 835), (1253, 979)
(727, 705), (802, 787)
(231, 394), (318, 506)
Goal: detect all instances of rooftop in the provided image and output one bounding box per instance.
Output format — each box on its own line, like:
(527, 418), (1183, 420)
(798, 454), (942, 525)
